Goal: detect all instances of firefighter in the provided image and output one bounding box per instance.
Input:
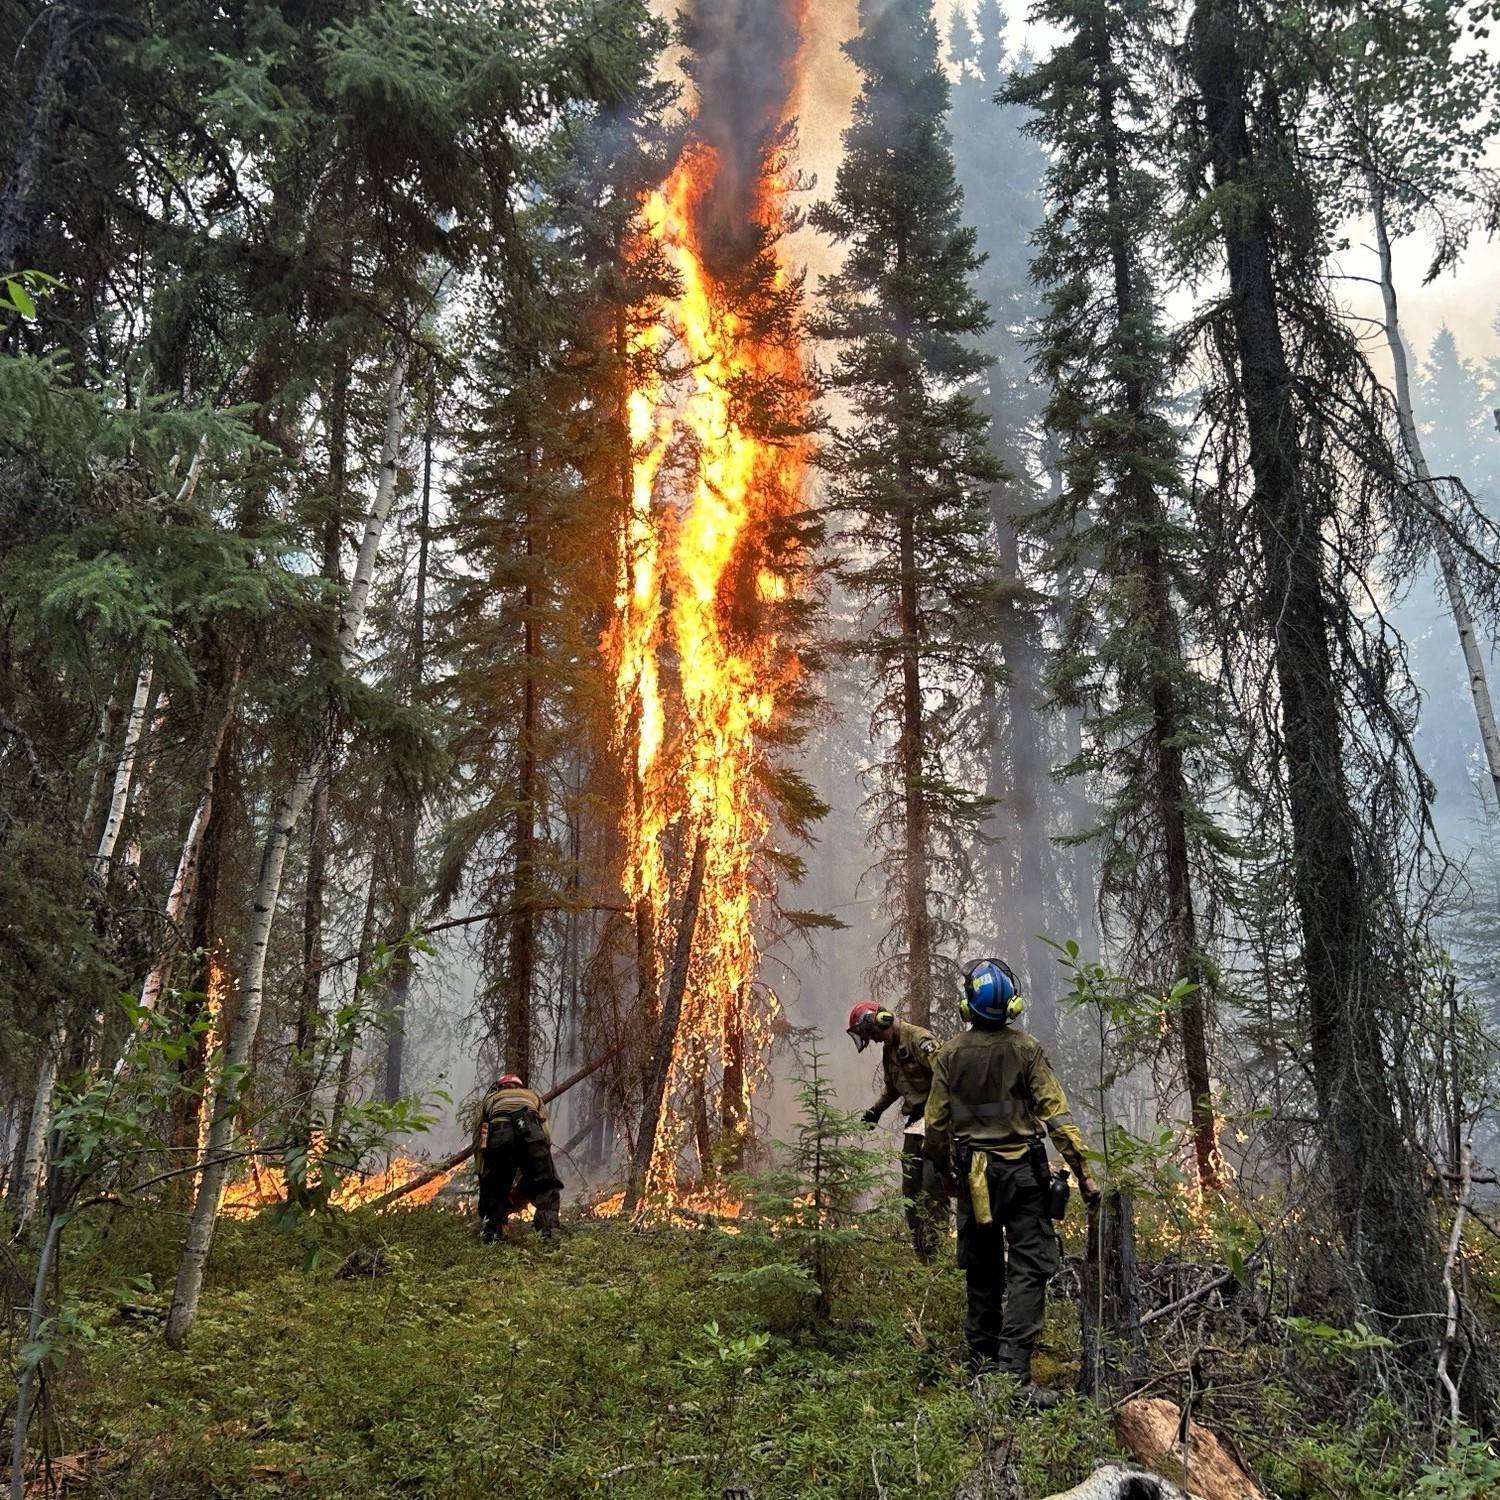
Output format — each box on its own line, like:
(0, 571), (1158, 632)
(473, 1073), (563, 1243)
(924, 959), (1100, 1404)
(847, 1001), (950, 1260)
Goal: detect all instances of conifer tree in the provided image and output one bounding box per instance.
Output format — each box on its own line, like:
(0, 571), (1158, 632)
(949, 1), (1080, 1025)
(813, 0), (1003, 1027)
(1009, 0), (1236, 1189)
(1184, 0), (1447, 1357)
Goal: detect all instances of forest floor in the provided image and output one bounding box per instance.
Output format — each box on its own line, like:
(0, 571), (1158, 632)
(31, 1200), (1493, 1498)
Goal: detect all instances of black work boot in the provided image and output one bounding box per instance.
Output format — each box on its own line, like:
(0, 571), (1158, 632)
(536, 1208), (562, 1242)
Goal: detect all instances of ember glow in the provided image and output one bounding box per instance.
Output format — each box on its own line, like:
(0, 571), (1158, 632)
(608, 3), (814, 1207)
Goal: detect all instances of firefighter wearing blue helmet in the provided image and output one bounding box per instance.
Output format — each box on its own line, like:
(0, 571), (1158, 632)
(924, 959), (1100, 1405)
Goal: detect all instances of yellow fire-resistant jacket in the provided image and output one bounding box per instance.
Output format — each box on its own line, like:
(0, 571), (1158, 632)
(869, 1020), (940, 1123)
(923, 1025), (1090, 1180)
(472, 1085), (551, 1154)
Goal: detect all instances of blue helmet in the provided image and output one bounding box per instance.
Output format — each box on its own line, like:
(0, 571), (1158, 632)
(961, 959), (1024, 1025)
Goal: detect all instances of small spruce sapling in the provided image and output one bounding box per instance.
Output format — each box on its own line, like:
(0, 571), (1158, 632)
(723, 1040), (891, 1324)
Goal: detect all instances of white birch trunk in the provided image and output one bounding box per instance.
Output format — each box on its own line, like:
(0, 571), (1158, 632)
(12, 1030), (64, 1228)
(94, 657), (154, 868)
(18, 655), (156, 1219)
(114, 694), (239, 1082)
(166, 353), (408, 1347)
(1371, 175), (1500, 804)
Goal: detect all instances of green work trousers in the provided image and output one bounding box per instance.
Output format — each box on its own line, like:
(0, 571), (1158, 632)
(955, 1151), (1061, 1376)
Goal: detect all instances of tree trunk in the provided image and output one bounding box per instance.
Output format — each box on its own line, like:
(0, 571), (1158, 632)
(331, 872), (381, 1140)
(627, 835), (708, 1210)
(897, 510), (933, 1026)
(131, 692), (238, 1037)
(504, 520), (539, 1076)
(10, 1032), (63, 1227)
(383, 407), (432, 1102)
(0, 0), (95, 272)
(291, 767), (331, 1141)
(166, 352), (408, 1346)
(1190, 0), (1440, 1337)
(1081, 1189), (1146, 1400)
(992, 505), (1055, 1043)
(95, 656), (153, 869)
(1368, 173), (1500, 805)
(79, 672), (126, 848)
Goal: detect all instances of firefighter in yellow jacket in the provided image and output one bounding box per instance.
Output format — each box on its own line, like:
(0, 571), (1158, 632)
(847, 1002), (950, 1259)
(473, 1073), (563, 1242)
(925, 960), (1100, 1399)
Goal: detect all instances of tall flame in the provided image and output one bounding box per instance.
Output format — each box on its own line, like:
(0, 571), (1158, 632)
(610, 15), (813, 1203)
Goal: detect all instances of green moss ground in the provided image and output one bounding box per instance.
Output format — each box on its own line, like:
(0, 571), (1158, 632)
(43, 1204), (1491, 1498)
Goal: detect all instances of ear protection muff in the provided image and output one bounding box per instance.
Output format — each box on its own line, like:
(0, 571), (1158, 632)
(874, 1009), (894, 1030)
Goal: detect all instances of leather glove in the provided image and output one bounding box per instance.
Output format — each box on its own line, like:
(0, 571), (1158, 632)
(1081, 1176), (1103, 1204)
(860, 1107), (881, 1128)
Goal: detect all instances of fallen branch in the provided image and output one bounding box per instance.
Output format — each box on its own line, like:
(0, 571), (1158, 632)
(599, 1454), (711, 1482)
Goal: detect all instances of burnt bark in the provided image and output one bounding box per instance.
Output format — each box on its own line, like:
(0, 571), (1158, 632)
(1081, 1189), (1146, 1400)
(627, 835), (707, 1210)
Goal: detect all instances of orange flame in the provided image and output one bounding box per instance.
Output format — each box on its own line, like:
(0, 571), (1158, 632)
(219, 1145), (453, 1218)
(608, 50), (812, 1206)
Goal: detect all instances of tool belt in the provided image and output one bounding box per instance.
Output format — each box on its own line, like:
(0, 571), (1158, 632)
(956, 1137), (1070, 1225)
(482, 1106), (546, 1150)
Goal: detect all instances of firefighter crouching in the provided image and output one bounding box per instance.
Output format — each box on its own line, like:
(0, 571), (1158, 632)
(847, 1001), (950, 1260)
(474, 1073), (563, 1243)
(924, 959), (1100, 1404)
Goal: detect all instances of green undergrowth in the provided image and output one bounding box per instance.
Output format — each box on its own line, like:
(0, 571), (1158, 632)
(42, 1202), (1500, 1498)
(61, 1206), (1110, 1498)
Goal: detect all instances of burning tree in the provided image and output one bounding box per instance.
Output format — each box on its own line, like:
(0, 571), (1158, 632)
(608, 0), (824, 1209)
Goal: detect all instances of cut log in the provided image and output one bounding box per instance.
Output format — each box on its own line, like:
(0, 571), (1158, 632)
(1113, 1398), (1263, 1500)
(1040, 1463), (1190, 1500)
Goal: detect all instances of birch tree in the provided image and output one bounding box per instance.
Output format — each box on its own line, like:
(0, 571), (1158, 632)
(166, 353), (409, 1346)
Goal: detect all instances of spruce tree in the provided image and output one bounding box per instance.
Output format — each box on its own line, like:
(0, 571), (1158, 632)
(1183, 0), (1447, 1360)
(812, 0), (1003, 1027)
(950, 1), (1082, 1027)
(1009, 0), (1237, 1189)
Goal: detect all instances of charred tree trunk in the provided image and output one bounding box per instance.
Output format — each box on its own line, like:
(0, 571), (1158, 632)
(897, 509), (933, 1027)
(627, 835), (708, 1210)
(1190, 0), (1440, 1339)
(1081, 1189), (1146, 1400)
(504, 520), (539, 1078)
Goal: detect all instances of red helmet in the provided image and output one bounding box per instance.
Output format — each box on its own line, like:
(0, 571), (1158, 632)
(497, 1073), (524, 1090)
(846, 1002), (893, 1052)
